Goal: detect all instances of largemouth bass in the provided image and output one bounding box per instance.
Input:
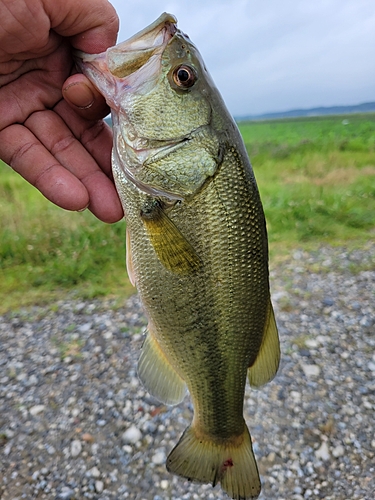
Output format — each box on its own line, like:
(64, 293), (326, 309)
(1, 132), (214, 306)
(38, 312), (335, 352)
(76, 13), (280, 500)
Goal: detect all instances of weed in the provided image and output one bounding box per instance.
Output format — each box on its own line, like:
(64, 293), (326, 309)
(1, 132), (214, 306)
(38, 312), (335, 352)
(52, 335), (85, 360)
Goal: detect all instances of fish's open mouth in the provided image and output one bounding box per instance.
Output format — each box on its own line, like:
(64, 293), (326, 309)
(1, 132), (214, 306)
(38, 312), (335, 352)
(74, 13), (177, 98)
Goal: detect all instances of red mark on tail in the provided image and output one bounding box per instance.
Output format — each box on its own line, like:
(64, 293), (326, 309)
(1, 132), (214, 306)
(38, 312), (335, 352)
(221, 458), (234, 475)
(215, 458), (234, 486)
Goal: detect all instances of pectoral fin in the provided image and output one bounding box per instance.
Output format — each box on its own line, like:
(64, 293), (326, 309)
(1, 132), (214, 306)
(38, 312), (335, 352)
(140, 200), (201, 275)
(248, 299), (280, 388)
(138, 328), (187, 405)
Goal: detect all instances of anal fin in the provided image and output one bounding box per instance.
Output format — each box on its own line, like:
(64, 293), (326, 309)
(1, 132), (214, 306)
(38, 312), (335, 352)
(248, 298), (280, 388)
(138, 329), (187, 405)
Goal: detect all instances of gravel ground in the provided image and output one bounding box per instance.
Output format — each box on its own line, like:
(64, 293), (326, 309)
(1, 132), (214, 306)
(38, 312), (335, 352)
(0, 244), (374, 500)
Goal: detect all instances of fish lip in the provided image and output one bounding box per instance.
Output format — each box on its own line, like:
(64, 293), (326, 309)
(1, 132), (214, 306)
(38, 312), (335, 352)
(111, 12), (177, 53)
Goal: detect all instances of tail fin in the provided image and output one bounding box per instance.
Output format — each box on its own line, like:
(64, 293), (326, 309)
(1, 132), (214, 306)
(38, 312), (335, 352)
(166, 424), (261, 500)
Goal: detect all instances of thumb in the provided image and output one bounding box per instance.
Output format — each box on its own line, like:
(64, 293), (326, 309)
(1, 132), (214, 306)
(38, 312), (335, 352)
(62, 74), (110, 120)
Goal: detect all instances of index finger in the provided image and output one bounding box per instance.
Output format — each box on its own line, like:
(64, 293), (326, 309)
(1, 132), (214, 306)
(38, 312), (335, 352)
(43, 0), (119, 53)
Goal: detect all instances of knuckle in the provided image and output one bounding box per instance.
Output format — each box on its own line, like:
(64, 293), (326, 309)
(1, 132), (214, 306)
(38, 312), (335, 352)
(8, 140), (38, 167)
(50, 134), (76, 156)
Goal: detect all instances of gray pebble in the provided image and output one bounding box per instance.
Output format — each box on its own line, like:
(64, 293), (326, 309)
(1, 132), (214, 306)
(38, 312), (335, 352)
(88, 466), (101, 478)
(70, 439), (82, 458)
(122, 425), (142, 444)
(95, 480), (104, 493)
(29, 404), (45, 416)
(56, 487), (75, 500)
(151, 450), (166, 465)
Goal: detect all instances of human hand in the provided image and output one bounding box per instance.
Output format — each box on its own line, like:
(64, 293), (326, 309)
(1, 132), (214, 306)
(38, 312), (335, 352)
(0, 0), (123, 223)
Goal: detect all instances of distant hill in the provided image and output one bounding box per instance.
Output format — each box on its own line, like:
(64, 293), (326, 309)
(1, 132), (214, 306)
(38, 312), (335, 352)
(236, 101), (375, 121)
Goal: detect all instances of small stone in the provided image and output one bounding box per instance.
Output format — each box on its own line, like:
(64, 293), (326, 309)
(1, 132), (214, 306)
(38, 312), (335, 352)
(71, 408), (80, 418)
(290, 391), (301, 403)
(89, 466), (101, 478)
(152, 450), (166, 465)
(332, 445), (345, 457)
(70, 439), (82, 458)
(305, 338), (319, 348)
(4, 429), (15, 438)
(78, 322), (92, 333)
(360, 316), (372, 327)
(29, 405), (45, 416)
(31, 471), (39, 481)
(95, 480), (104, 493)
(160, 480), (169, 490)
(82, 433), (95, 443)
(57, 487), (75, 500)
(46, 445), (56, 455)
(315, 441), (330, 461)
(368, 362), (375, 372)
(322, 297), (334, 307)
(28, 374), (38, 385)
(122, 425), (142, 444)
(301, 363), (321, 378)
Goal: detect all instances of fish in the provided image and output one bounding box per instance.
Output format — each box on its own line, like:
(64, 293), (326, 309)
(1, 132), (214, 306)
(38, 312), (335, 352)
(75, 13), (280, 500)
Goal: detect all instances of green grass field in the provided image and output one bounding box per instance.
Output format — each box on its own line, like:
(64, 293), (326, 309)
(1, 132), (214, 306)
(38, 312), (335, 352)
(240, 114), (375, 243)
(1, 114), (374, 312)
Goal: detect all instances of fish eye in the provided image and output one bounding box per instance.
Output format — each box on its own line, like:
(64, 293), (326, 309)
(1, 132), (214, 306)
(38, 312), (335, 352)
(172, 65), (197, 89)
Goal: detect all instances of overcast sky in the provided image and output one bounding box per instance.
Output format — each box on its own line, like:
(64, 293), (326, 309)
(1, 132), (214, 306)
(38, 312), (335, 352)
(108, 0), (375, 117)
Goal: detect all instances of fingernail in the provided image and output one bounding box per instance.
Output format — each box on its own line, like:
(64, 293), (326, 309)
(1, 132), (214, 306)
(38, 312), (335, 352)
(77, 204), (89, 212)
(63, 83), (95, 109)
